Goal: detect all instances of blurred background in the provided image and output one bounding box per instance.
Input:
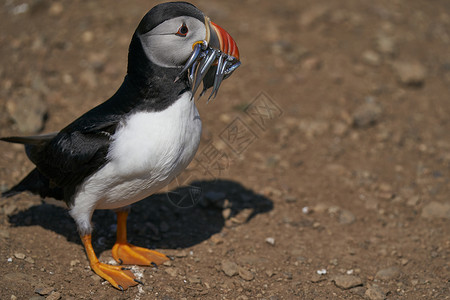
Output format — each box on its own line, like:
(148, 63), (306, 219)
(0, 0), (449, 299)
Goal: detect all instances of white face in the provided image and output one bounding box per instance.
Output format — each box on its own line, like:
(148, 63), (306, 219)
(139, 16), (206, 68)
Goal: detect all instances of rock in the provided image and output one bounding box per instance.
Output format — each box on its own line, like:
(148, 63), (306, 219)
(90, 274), (102, 283)
(188, 275), (202, 284)
(48, 2), (63, 16)
(70, 259), (80, 267)
(393, 61), (427, 86)
(25, 257), (35, 264)
(14, 252), (26, 260)
(265, 237), (275, 245)
(332, 275), (363, 289)
(302, 57), (322, 70)
(221, 260), (238, 277)
(210, 234), (224, 245)
(406, 196), (420, 207)
(339, 209), (356, 224)
(310, 273), (326, 283)
(421, 202), (450, 219)
(375, 266), (400, 281)
(299, 5), (329, 27)
(35, 286), (54, 296)
(238, 267), (254, 281)
(6, 89), (48, 133)
(46, 291), (61, 300)
(165, 267), (178, 277)
(0, 228), (10, 239)
(79, 69), (98, 89)
(365, 284), (386, 300)
(352, 100), (382, 128)
(376, 34), (396, 56)
(362, 50), (381, 66)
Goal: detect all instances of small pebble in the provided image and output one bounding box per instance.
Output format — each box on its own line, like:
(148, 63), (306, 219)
(165, 267), (178, 277)
(238, 267), (255, 281)
(46, 291), (61, 300)
(365, 284), (386, 300)
(35, 286), (54, 296)
(317, 269), (327, 275)
(375, 266), (401, 281)
(265, 237), (275, 245)
(221, 260), (238, 277)
(14, 253), (26, 260)
(332, 275), (363, 289)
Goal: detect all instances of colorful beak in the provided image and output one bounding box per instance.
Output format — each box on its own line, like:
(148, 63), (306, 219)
(209, 21), (240, 61)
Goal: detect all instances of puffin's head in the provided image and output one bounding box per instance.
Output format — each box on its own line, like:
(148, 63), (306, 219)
(134, 2), (240, 100)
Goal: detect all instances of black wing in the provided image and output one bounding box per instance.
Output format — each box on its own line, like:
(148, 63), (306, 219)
(27, 119), (118, 189)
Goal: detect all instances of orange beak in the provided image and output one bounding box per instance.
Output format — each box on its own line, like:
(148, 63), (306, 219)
(209, 21), (240, 60)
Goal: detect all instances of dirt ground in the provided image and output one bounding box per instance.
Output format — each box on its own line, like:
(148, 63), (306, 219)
(1, 0), (449, 299)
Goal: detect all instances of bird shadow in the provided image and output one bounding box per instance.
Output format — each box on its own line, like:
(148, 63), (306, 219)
(8, 179), (273, 254)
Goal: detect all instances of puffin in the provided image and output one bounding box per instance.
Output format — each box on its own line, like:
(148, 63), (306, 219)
(1, 2), (240, 291)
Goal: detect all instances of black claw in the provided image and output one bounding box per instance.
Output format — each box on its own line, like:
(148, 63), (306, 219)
(121, 267), (131, 270)
(134, 279), (144, 285)
(118, 285), (124, 291)
(167, 255), (175, 261)
(150, 262), (158, 268)
(118, 258), (123, 265)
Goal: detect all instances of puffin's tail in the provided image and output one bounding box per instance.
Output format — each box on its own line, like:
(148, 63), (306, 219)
(0, 132), (57, 145)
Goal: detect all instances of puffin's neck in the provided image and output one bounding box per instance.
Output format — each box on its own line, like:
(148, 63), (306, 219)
(126, 33), (191, 112)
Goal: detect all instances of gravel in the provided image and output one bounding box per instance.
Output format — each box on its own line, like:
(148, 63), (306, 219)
(221, 260), (238, 277)
(352, 99), (382, 128)
(375, 266), (401, 281)
(332, 275), (363, 289)
(421, 202), (450, 219)
(365, 284), (386, 300)
(393, 61), (427, 86)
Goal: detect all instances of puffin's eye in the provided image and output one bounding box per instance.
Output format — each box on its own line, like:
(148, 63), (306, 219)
(176, 24), (189, 37)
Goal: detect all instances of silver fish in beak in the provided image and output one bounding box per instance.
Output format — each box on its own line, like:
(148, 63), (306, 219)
(175, 17), (241, 101)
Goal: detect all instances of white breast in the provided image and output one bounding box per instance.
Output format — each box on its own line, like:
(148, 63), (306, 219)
(72, 92), (202, 211)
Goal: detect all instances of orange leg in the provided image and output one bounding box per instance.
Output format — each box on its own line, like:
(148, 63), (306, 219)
(80, 234), (139, 291)
(112, 210), (169, 266)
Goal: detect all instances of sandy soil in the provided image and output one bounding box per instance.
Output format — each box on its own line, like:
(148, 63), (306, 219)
(1, 0), (449, 299)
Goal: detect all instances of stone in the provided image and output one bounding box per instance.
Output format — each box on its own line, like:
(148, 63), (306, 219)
(14, 252), (26, 260)
(376, 33), (396, 55)
(238, 267), (254, 281)
(299, 5), (329, 27)
(362, 50), (381, 66)
(25, 257), (35, 264)
(35, 286), (54, 296)
(49, 2), (63, 16)
(70, 259), (80, 267)
(393, 61), (427, 86)
(352, 100), (382, 128)
(165, 267), (178, 277)
(421, 202), (450, 219)
(221, 260), (238, 277)
(265, 237), (275, 245)
(310, 273), (326, 283)
(46, 291), (61, 300)
(365, 284), (386, 300)
(332, 275), (363, 289)
(375, 266), (400, 281)
(6, 89), (48, 133)
(210, 234), (224, 245)
(339, 209), (356, 224)
(0, 228), (10, 239)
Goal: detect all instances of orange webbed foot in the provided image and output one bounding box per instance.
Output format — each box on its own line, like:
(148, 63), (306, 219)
(112, 242), (170, 266)
(90, 261), (140, 291)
